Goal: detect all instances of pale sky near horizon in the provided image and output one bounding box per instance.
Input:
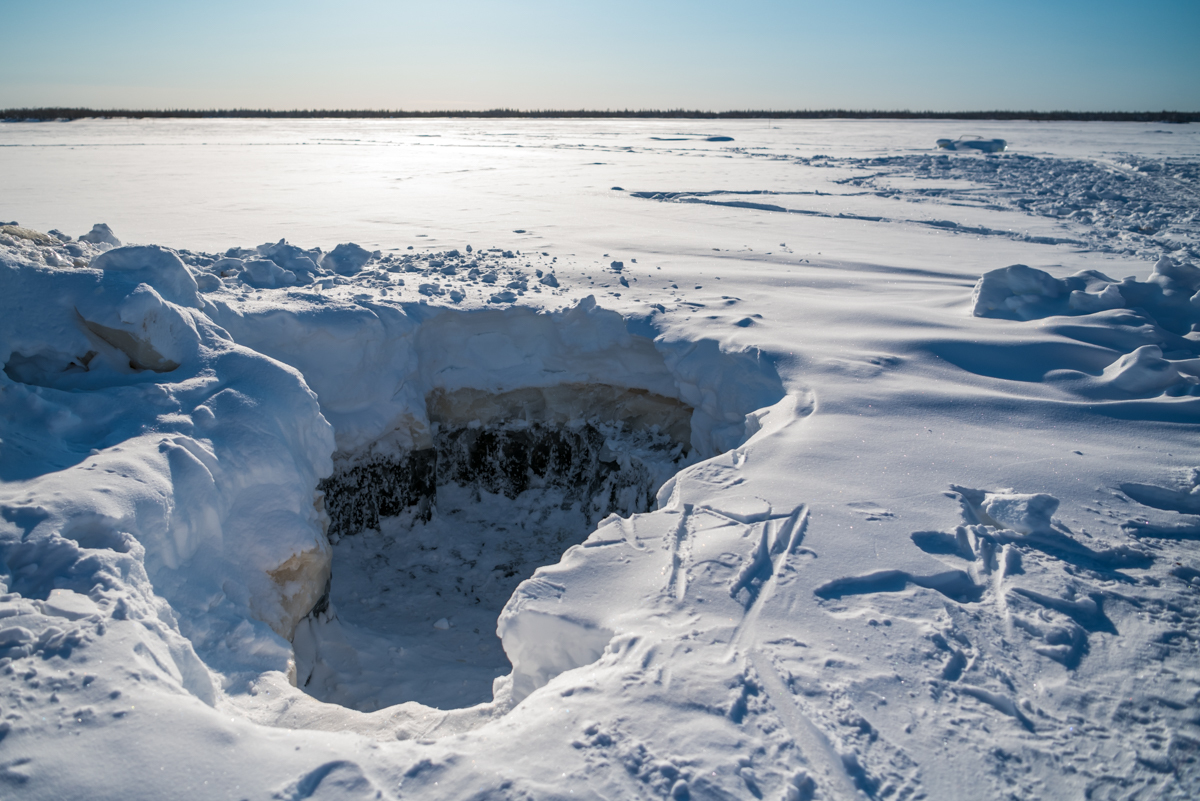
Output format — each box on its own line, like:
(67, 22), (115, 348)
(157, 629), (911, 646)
(1, 0), (1197, 111)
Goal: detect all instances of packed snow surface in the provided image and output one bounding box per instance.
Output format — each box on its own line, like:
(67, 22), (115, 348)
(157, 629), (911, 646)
(1, 118), (1199, 800)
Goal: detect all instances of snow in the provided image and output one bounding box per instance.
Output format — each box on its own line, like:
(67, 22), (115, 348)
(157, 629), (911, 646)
(1, 118), (1199, 799)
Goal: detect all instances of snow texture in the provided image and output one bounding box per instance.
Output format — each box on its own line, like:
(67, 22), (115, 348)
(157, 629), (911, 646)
(1, 118), (1199, 800)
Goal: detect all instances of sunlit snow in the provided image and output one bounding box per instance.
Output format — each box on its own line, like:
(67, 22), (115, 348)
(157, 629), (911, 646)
(1, 118), (1198, 799)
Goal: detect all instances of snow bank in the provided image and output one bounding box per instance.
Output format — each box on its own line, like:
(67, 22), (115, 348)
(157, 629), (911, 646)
(970, 257), (1200, 399)
(0, 246), (335, 684)
(210, 295), (784, 463)
(971, 257), (1200, 331)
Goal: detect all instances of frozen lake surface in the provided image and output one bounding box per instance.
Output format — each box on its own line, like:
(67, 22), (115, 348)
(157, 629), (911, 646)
(1, 119), (1199, 800)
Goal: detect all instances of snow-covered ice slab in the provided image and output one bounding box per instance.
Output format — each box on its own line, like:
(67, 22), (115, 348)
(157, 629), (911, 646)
(1, 119), (1200, 800)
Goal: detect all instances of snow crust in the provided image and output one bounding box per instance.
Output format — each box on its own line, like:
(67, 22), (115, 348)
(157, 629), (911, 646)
(2, 119), (1200, 800)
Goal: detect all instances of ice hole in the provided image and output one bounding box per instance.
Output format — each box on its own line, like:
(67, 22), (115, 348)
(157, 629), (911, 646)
(251, 301), (786, 715)
(294, 385), (693, 712)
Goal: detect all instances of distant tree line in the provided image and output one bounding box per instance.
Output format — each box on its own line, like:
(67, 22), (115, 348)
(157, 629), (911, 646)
(3, 108), (1198, 123)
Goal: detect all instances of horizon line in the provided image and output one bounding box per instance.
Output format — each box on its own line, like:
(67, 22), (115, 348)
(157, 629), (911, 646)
(3, 108), (1198, 123)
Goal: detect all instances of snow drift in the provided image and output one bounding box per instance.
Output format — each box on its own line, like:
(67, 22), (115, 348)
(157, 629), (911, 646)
(970, 257), (1200, 399)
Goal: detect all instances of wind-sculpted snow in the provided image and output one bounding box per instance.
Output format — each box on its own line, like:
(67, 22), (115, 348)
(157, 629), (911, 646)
(636, 150), (1200, 261)
(971, 257), (1200, 331)
(2, 121), (1200, 800)
(966, 258), (1200, 402)
(834, 152), (1200, 261)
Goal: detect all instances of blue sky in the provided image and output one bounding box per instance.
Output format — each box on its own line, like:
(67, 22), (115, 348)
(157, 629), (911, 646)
(1, 0), (1197, 110)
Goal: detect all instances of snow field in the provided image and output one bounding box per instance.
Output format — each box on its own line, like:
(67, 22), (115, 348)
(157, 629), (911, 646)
(1, 119), (1199, 799)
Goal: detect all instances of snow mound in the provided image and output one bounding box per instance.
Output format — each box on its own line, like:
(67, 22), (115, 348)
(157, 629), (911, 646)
(967, 257), (1200, 399)
(0, 245), (336, 694)
(242, 257), (297, 289)
(935, 137), (1007, 153)
(322, 242), (374, 276)
(971, 257), (1200, 331)
(78, 222), (121, 248)
(952, 486), (1060, 535)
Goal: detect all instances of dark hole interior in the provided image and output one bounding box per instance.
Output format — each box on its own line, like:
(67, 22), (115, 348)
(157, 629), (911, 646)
(294, 386), (692, 712)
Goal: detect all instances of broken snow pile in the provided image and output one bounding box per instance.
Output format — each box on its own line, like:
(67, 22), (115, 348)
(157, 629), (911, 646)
(0, 243), (336, 685)
(970, 256), (1200, 399)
